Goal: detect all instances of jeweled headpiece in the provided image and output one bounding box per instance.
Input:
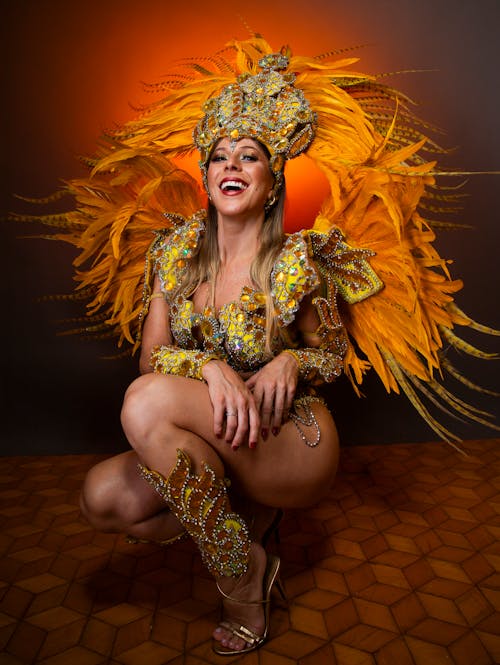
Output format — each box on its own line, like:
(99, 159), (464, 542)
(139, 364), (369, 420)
(193, 51), (317, 193)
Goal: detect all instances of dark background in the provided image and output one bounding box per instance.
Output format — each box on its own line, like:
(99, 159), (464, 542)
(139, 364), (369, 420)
(1, 0), (499, 456)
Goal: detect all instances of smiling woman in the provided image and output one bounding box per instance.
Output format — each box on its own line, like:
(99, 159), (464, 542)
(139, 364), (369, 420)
(5, 10), (500, 654)
(207, 139), (275, 223)
(12, 33), (493, 652)
(76, 48), (353, 654)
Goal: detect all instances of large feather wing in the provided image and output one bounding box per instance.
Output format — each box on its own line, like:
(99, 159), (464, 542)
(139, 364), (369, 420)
(310, 116), (499, 443)
(13, 147), (203, 350)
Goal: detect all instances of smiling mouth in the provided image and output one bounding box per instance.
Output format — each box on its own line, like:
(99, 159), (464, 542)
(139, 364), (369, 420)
(220, 180), (248, 192)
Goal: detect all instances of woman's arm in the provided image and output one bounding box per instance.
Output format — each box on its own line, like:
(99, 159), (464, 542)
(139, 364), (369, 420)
(139, 278), (259, 448)
(139, 277), (172, 374)
(282, 292), (346, 383)
(246, 293), (346, 434)
(140, 278), (220, 379)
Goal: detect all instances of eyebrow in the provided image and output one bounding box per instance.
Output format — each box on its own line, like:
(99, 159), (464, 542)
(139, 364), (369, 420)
(214, 143), (261, 153)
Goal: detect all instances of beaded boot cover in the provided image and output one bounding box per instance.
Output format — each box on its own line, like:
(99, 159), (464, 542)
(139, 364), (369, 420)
(139, 449), (250, 577)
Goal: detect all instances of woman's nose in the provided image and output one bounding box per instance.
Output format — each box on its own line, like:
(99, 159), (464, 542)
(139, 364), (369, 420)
(225, 154), (240, 170)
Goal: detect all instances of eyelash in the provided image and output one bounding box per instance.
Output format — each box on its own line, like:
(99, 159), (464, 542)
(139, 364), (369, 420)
(211, 153), (258, 162)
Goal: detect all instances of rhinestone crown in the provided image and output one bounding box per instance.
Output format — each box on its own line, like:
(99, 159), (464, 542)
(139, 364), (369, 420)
(193, 52), (316, 189)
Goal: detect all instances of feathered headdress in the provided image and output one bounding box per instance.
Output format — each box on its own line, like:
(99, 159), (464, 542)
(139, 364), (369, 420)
(12, 34), (499, 445)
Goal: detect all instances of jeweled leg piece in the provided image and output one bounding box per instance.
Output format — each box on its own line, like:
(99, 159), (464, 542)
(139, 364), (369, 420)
(139, 449), (250, 577)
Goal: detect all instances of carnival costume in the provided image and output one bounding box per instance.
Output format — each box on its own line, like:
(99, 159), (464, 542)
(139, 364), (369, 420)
(13, 32), (499, 654)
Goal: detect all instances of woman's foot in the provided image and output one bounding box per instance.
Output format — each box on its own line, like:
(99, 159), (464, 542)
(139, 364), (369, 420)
(213, 541), (268, 652)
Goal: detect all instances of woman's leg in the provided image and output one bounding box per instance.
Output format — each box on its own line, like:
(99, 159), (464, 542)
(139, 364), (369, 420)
(82, 372), (339, 652)
(80, 451), (185, 542)
(119, 372), (338, 651)
(80, 452), (281, 545)
(120, 373), (339, 510)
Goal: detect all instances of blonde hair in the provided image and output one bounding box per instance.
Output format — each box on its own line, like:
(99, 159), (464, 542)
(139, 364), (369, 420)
(175, 186), (287, 354)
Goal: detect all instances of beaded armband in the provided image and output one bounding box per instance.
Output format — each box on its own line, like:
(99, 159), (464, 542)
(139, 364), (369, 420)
(283, 347), (344, 383)
(150, 345), (219, 381)
(283, 292), (348, 383)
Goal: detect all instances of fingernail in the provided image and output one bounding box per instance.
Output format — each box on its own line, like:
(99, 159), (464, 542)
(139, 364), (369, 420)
(231, 444), (239, 451)
(249, 441), (257, 449)
(261, 428), (268, 440)
(272, 427), (280, 436)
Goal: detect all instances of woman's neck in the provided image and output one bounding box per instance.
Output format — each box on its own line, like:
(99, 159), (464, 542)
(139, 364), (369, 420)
(216, 215), (263, 267)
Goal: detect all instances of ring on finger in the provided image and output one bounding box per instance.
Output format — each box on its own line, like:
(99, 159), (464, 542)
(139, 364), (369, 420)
(225, 411), (237, 417)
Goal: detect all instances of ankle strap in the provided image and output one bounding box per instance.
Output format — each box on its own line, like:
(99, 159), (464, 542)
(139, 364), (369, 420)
(216, 581), (270, 606)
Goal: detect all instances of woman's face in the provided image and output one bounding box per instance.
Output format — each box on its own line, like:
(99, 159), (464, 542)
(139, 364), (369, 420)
(206, 138), (275, 220)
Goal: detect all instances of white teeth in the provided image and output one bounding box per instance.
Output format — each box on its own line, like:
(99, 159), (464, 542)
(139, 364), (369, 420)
(220, 180), (247, 191)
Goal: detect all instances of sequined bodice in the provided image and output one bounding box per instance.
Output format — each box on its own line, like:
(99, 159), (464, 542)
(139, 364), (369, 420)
(150, 211), (382, 373)
(169, 287), (271, 371)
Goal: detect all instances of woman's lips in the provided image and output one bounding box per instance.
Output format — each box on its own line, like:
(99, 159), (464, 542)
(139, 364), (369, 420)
(219, 179), (248, 194)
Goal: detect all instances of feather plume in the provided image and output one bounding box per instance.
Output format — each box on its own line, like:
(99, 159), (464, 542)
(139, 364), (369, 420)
(12, 34), (498, 443)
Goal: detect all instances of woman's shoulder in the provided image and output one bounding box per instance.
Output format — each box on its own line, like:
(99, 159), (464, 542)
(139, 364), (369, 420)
(271, 230), (320, 326)
(150, 210), (206, 296)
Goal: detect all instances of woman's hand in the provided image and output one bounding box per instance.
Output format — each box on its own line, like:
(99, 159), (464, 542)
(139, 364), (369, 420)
(245, 352), (299, 438)
(202, 360), (260, 450)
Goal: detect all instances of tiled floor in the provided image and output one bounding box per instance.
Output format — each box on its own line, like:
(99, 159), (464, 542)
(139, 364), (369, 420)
(1, 439), (499, 664)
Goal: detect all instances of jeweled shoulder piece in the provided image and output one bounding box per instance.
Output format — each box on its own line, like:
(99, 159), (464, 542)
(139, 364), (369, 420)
(271, 233), (320, 326)
(308, 229), (384, 304)
(193, 52), (317, 188)
(153, 211), (206, 298)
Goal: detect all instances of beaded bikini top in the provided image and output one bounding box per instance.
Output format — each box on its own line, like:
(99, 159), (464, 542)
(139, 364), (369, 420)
(149, 211), (382, 372)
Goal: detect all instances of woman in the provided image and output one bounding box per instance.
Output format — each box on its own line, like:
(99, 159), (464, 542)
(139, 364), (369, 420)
(34, 36), (495, 657)
(80, 138), (342, 654)
(79, 53), (358, 654)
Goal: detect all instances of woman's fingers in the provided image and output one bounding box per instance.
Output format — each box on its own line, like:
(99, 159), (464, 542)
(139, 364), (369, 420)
(231, 411), (249, 450)
(224, 409), (240, 447)
(247, 370), (297, 438)
(204, 360), (258, 449)
(212, 401), (226, 439)
(226, 398), (259, 450)
(271, 384), (286, 433)
(259, 389), (275, 439)
(247, 402), (260, 449)
(283, 383), (295, 424)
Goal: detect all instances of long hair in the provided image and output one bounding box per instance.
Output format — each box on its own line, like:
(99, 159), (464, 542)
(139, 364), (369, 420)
(174, 185), (287, 355)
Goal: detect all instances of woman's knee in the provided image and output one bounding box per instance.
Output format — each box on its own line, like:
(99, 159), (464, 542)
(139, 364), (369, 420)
(79, 463), (128, 532)
(120, 373), (170, 444)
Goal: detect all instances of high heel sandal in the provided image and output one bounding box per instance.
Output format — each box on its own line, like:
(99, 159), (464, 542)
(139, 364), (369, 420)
(212, 554), (285, 656)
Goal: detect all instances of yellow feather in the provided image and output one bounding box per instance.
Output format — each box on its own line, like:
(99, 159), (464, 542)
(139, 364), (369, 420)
(11, 34), (498, 443)
(439, 326), (498, 360)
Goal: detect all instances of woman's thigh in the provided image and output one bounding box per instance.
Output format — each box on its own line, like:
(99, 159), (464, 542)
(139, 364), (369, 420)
(224, 404), (339, 508)
(122, 373), (339, 509)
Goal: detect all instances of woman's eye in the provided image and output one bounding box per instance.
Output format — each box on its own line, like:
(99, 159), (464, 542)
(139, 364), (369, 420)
(242, 154), (258, 161)
(211, 154), (226, 162)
